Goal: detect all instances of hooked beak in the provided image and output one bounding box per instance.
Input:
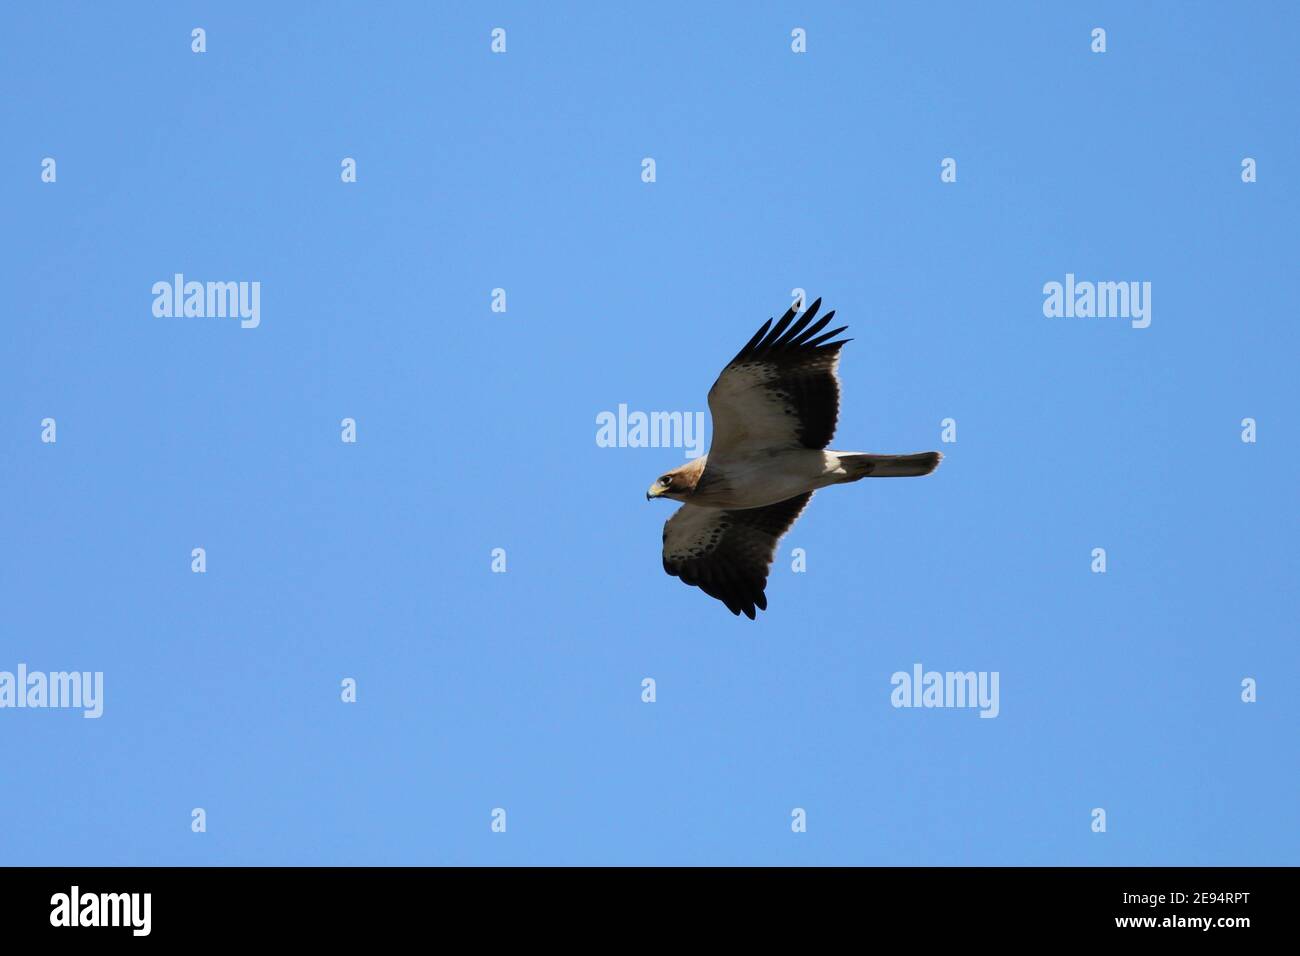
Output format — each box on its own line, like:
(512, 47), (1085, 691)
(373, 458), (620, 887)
(646, 483), (664, 501)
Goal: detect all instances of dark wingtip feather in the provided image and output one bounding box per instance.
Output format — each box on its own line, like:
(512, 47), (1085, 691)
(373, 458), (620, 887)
(730, 298), (848, 366)
(803, 325), (849, 349)
(761, 310), (798, 350)
(776, 310), (816, 346)
(788, 310), (833, 346)
(773, 298), (821, 347)
(733, 318), (773, 360)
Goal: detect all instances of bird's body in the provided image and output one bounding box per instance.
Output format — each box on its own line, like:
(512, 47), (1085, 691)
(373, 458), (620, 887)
(646, 297), (941, 619)
(678, 450), (893, 510)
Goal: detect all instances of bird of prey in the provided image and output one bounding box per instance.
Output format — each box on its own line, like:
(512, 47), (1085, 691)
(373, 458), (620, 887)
(646, 298), (941, 618)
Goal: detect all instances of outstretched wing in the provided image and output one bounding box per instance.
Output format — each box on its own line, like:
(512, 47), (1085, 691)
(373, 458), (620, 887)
(707, 298), (849, 460)
(662, 493), (813, 619)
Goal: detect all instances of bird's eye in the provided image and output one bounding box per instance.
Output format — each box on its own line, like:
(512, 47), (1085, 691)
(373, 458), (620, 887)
(659, 476), (672, 487)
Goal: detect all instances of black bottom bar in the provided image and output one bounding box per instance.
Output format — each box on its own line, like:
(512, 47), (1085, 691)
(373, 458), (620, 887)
(0, 866), (1285, 941)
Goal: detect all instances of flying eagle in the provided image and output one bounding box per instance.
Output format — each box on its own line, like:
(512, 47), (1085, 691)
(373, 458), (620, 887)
(646, 298), (941, 618)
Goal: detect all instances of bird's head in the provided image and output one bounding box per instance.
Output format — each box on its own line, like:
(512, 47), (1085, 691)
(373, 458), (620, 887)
(646, 458), (705, 502)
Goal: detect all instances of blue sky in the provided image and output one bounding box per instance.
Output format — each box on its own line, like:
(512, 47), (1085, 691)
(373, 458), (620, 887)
(1, 2), (1296, 865)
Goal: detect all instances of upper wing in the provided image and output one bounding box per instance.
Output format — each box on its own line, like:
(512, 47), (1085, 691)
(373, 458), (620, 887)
(662, 493), (813, 619)
(707, 298), (849, 460)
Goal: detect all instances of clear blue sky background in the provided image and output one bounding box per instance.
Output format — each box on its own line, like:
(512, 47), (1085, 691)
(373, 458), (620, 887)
(2, 2), (1296, 866)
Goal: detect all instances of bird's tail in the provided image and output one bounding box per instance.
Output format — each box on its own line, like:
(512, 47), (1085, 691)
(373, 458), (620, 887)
(836, 451), (942, 479)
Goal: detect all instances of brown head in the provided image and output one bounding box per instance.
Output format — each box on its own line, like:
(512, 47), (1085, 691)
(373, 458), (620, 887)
(646, 457), (707, 502)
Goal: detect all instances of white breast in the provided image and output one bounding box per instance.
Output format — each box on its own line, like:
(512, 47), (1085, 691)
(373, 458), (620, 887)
(694, 449), (840, 509)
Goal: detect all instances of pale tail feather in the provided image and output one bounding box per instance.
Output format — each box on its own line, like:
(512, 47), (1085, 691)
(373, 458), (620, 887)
(837, 451), (942, 479)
